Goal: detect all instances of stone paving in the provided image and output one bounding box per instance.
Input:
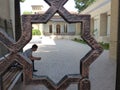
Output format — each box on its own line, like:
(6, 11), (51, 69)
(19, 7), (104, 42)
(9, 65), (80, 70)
(13, 36), (116, 90)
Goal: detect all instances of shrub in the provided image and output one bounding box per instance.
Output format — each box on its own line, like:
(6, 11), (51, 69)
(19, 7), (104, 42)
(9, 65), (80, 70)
(99, 42), (109, 50)
(32, 29), (41, 35)
(73, 38), (109, 50)
(73, 38), (86, 44)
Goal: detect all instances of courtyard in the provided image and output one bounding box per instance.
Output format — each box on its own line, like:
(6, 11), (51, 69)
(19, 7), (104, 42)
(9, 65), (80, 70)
(13, 36), (116, 90)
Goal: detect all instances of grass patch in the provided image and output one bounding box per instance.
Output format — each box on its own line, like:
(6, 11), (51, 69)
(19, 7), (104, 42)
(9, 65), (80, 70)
(73, 38), (109, 50)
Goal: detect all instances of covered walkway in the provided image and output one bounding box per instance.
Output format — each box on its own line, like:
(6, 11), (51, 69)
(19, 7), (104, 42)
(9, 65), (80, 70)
(13, 36), (116, 90)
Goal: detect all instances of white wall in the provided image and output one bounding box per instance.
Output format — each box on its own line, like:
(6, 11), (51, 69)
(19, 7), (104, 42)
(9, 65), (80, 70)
(0, 0), (10, 19)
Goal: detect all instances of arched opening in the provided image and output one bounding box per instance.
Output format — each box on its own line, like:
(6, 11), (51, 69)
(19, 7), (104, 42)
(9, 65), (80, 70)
(49, 24), (52, 34)
(56, 24), (61, 35)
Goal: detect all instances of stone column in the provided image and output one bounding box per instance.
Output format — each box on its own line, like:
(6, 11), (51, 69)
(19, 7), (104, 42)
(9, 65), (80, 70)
(110, 0), (119, 60)
(39, 24), (43, 36)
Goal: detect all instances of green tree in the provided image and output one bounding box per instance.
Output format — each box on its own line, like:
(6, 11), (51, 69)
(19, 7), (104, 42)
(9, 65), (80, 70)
(74, 0), (96, 13)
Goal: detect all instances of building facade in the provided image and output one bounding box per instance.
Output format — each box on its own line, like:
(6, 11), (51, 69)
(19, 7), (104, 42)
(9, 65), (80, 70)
(31, 5), (81, 39)
(80, 0), (119, 60)
(81, 0), (111, 43)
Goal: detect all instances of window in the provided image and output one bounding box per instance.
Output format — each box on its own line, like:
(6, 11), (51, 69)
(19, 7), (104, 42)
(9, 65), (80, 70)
(56, 24), (61, 34)
(49, 24), (52, 33)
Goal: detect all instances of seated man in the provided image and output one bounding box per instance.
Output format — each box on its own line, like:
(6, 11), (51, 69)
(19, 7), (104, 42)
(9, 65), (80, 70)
(23, 44), (41, 72)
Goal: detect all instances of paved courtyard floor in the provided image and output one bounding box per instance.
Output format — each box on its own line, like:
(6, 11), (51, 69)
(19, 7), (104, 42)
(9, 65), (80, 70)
(13, 36), (116, 90)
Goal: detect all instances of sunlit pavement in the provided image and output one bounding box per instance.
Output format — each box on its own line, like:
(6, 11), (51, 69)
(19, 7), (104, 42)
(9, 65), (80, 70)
(13, 36), (116, 90)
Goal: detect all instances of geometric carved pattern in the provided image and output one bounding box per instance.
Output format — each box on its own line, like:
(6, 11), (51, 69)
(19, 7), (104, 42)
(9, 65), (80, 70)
(0, 0), (103, 90)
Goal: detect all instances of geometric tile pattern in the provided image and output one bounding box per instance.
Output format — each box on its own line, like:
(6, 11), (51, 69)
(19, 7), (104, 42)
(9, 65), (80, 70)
(0, 0), (103, 90)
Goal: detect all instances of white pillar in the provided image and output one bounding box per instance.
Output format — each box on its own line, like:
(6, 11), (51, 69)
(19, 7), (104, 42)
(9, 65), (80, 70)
(110, 0), (119, 60)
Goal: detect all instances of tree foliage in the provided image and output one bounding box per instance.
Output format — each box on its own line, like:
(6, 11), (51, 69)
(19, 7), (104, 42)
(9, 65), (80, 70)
(20, 0), (25, 2)
(74, 0), (96, 13)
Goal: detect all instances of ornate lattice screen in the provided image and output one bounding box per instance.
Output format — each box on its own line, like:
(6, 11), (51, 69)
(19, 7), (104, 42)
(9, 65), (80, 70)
(0, 0), (103, 90)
